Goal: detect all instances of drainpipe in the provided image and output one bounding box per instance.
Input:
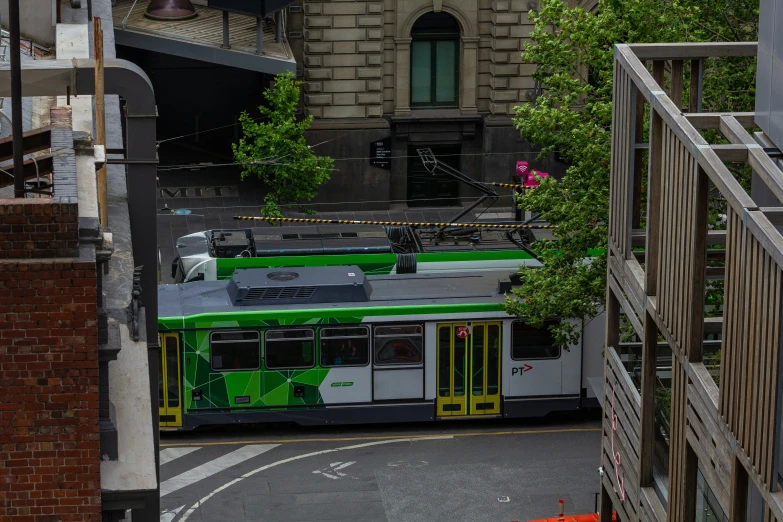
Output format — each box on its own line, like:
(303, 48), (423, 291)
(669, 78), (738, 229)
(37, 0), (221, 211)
(8, 0), (24, 198)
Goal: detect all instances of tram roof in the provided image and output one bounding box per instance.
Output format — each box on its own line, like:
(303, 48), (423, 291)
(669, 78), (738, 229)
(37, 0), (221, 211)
(158, 269), (510, 319)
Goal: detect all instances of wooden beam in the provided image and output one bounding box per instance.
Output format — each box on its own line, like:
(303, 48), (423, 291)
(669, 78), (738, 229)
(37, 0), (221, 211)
(638, 312), (657, 486)
(712, 144), (749, 163)
(634, 249), (726, 261)
(688, 167), (709, 362)
(644, 60), (666, 297)
(689, 59), (702, 113)
(627, 42), (758, 60)
(729, 456), (749, 522)
(0, 125), (51, 162)
(670, 60), (684, 110)
(631, 229), (726, 247)
(684, 112), (756, 130)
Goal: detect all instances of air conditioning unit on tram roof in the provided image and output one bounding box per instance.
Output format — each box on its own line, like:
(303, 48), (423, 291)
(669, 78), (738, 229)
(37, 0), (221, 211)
(227, 265), (371, 306)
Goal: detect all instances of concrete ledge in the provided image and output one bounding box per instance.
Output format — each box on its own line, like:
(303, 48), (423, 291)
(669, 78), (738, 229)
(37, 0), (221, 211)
(100, 323), (157, 493)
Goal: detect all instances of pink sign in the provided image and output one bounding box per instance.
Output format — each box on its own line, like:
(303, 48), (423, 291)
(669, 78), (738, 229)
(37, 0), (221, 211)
(523, 170), (549, 188)
(515, 161), (529, 177)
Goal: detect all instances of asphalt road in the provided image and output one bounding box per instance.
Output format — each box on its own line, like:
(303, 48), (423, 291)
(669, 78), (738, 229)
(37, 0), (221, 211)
(157, 415), (603, 522)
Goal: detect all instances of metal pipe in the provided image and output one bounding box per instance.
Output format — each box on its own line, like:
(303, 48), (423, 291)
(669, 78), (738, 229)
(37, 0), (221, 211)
(87, 0), (93, 21)
(9, 0), (24, 198)
(222, 11), (230, 49)
(94, 17), (108, 226)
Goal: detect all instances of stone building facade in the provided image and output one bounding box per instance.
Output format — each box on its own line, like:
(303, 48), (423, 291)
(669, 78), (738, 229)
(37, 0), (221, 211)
(287, 0), (597, 209)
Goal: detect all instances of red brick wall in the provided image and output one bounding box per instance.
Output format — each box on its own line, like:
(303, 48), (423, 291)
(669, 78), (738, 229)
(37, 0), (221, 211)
(0, 200), (80, 260)
(0, 258), (100, 521)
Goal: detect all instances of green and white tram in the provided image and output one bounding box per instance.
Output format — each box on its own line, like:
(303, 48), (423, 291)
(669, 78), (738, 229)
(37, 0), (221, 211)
(158, 265), (603, 430)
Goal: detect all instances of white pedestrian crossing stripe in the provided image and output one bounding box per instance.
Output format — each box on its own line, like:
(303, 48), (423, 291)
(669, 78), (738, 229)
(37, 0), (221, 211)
(160, 447), (201, 466)
(160, 444), (279, 497)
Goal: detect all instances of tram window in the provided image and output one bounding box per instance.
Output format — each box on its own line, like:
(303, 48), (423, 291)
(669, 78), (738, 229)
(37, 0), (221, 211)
(511, 321), (560, 360)
(265, 329), (315, 369)
(374, 325), (423, 365)
(321, 327), (369, 367)
(210, 331), (261, 371)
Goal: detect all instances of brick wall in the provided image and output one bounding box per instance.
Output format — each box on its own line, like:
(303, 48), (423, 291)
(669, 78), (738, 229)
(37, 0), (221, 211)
(0, 254), (100, 519)
(0, 200), (80, 260)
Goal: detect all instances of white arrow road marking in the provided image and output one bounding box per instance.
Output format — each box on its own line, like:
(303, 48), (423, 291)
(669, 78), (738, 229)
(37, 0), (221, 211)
(312, 461), (356, 479)
(178, 435), (454, 522)
(160, 444), (279, 497)
(160, 447), (201, 466)
(160, 505), (185, 522)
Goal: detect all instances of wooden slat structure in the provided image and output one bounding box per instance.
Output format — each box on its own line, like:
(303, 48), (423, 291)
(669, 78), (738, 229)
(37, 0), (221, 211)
(602, 42), (783, 521)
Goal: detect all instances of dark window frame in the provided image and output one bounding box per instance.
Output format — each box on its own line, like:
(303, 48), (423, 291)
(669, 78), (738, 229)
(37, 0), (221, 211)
(320, 326), (371, 368)
(410, 20), (460, 108)
(510, 321), (561, 361)
(209, 330), (261, 372)
(373, 324), (424, 366)
(264, 328), (316, 370)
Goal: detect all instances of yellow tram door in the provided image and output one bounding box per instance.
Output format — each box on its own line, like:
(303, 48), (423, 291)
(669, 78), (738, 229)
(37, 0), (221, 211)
(437, 323), (468, 416)
(469, 323), (501, 415)
(436, 323), (501, 417)
(159, 333), (183, 428)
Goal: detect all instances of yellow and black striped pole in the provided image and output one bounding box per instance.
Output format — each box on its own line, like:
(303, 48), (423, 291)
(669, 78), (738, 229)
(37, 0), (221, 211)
(233, 215), (556, 230)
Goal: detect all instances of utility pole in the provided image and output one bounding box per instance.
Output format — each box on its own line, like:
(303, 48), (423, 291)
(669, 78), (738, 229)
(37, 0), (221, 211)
(94, 17), (108, 226)
(9, 0), (24, 198)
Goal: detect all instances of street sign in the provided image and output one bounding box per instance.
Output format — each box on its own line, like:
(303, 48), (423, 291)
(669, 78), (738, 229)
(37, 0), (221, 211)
(370, 137), (392, 170)
(456, 326), (471, 339)
(515, 161), (528, 177)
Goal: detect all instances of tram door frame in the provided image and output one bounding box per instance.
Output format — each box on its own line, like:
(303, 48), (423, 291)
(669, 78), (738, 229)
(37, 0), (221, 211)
(436, 322), (501, 417)
(159, 333), (183, 428)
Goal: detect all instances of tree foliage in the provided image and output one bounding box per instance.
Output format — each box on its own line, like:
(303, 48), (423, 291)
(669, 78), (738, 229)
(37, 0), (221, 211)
(505, 0), (758, 347)
(233, 72), (333, 218)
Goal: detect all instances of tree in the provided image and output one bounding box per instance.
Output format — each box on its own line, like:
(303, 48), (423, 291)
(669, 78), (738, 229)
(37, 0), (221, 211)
(504, 0), (758, 347)
(232, 72), (334, 218)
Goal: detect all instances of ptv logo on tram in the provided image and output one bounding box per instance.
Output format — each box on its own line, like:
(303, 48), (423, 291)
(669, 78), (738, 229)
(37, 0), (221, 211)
(511, 364), (533, 376)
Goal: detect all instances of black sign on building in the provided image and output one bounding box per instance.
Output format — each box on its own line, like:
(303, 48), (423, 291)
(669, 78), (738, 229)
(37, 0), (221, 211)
(370, 137), (392, 170)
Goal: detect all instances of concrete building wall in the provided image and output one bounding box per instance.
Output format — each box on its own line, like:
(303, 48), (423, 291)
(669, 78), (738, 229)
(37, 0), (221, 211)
(288, 0), (567, 209)
(756, 0), (783, 151)
(0, 0), (56, 46)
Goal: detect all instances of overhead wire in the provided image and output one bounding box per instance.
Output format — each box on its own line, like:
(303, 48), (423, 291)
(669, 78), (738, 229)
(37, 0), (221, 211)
(155, 150), (554, 172)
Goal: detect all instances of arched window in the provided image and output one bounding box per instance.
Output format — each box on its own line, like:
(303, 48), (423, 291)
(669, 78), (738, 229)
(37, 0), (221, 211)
(410, 12), (460, 107)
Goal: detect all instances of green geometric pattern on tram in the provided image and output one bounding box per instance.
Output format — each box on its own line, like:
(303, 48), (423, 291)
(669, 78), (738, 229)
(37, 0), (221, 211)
(182, 316), (360, 411)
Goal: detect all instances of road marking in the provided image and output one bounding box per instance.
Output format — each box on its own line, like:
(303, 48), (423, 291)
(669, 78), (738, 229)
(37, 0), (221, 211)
(160, 444), (279, 497)
(312, 461), (356, 479)
(161, 426), (600, 448)
(160, 505), (185, 522)
(160, 446), (201, 466)
(178, 436), (452, 522)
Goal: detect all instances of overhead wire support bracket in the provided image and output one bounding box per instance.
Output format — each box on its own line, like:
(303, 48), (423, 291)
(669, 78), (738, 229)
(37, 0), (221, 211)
(416, 148), (499, 238)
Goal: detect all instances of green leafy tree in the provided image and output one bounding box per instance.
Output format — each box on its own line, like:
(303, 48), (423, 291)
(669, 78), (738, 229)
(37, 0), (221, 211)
(233, 72), (333, 218)
(504, 0), (758, 347)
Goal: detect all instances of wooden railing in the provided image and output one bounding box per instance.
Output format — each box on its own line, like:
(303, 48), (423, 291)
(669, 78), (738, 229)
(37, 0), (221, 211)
(604, 41), (783, 522)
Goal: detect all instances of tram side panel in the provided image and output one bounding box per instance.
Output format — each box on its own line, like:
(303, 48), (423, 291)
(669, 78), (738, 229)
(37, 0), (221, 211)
(502, 320), (581, 418)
